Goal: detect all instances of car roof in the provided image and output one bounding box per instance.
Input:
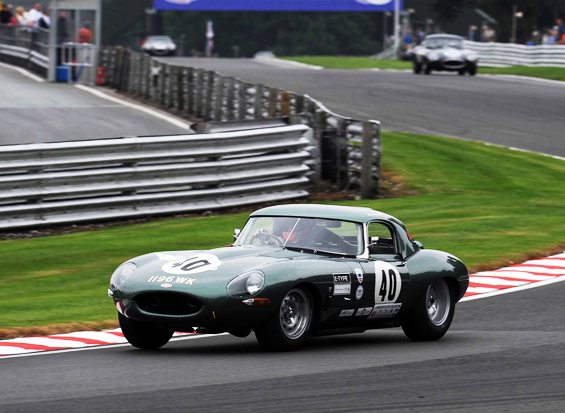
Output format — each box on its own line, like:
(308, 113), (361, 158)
(426, 34), (462, 40)
(251, 204), (398, 224)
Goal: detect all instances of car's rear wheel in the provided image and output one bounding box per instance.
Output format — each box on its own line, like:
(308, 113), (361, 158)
(255, 287), (313, 351)
(119, 313), (174, 350)
(401, 278), (455, 341)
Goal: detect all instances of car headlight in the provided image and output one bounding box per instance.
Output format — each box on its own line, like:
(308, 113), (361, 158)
(110, 262), (136, 290)
(466, 52), (478, 61)
(428, 52), (440, 61)
(227, 270), (265, 297)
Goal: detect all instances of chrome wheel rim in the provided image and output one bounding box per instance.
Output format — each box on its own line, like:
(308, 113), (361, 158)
(279, 289), (311, 340)
(426, 280), (451, 326)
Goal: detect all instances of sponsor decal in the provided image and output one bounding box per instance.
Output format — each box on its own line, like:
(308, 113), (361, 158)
(355, 268), (364, 284)
(367, 303), (402, 319)
(339, 309), (355, 317)
(373, 261), (402, 303)
(333, 273), (351, 295)
(147, 275), (195, 286)
(355, 306), (373, 316)
(356, 0), (392, 5)
(162, 254), (221, 275)
(355, 285), (364, 300)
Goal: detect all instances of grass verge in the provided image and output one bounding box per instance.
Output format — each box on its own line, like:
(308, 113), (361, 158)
(0, 131), (563, 336)
(282, 56), (565, 81)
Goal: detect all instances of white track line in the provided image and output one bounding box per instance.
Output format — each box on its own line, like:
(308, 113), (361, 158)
(74, 84), (191, 130)
(0, 61), (45, 83)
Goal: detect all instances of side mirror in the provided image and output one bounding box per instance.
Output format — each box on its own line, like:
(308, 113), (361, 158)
(233, 228), (241, 242)
(413, 240), (424, 249)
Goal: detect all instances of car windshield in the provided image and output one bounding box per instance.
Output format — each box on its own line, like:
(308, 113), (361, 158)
(235, 216), (363, 256)
(426, 37), (463, 49)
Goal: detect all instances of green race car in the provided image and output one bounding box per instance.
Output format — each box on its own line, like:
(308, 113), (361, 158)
(109, 204), (469, 351)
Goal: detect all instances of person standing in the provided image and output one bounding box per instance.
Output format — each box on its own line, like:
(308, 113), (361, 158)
(0, 3), (13, 24)
(78, 21), (93, 43)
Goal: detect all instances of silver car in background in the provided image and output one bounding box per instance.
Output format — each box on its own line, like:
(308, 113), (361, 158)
(141, 35), (177, 57)
(412, 34), (478, 76)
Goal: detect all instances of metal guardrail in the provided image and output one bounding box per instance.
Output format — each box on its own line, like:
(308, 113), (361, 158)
(0, 25), (48, 75)
(0, 124), (311, 230)
(99, 47), (382, 198)
(464, 41), (565, 67)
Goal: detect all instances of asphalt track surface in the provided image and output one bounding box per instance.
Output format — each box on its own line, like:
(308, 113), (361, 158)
(164, 57), (565, 158)
(1, 61), (564, 412)
(0, 65), (189, 145)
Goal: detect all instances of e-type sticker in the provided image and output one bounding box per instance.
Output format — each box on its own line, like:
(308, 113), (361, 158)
(162, 253), (221, 275)
(333, 273), (351, 295)
(339, 309), (355, 317)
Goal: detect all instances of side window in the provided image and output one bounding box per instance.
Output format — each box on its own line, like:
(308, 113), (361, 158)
(367, 222), (397, 255)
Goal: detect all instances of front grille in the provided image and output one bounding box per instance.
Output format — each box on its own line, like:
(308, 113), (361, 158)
(134, 292), (202, 316)
(443, 60), (465, 69)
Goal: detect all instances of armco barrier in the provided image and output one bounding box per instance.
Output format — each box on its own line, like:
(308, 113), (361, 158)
(99, 48), (381, 198)
(0, 25), (48, 76)
(0, 124), (311, 230)
(464, 41), (565, 67)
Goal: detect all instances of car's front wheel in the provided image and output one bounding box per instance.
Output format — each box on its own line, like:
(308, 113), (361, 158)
(255, 287), (313, 351)
(119, 313), (174, 349)
(423, 61), (432, 75)
(401, 278), (455, 341)
(413, 60), (422, 74)
(468, 64), (477, 76)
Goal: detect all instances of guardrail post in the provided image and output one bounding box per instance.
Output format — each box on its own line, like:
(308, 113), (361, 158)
(225, 77), (235, 120)
(237, 81), (247, 120)
(361, 121), (379, 199)
(267, 88), (278, 117)
(253, 84), (264, 119)
(167, 65), (176, 109)
(213, 75), (224, 121)
(204, 71), (215, 120)
(194, 68), (204, 118)
(281, 91), (291, 116)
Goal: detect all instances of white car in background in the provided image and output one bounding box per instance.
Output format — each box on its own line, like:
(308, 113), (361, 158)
(141, 35), (177, 57)
(412, 34), (479, 76)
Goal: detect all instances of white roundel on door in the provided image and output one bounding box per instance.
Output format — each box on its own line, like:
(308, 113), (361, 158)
(373, 261), (401, 303)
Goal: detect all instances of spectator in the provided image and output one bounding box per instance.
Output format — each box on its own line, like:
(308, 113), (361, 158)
(12, 6), (28, 26)
(78, 21), (93, 43)
(57, 10), (69, 44)
(0, 4), (13, 24)
(481, 24), (496, 42)
(468, 25), (478, 41)
(556, 18), (565, 40)
(26, 3), (43, 27)
(415, 27), (425, 45)
(38, 7), (50, 29)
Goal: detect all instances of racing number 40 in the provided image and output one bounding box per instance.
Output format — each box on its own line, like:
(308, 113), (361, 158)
(379, 269), (397, 301)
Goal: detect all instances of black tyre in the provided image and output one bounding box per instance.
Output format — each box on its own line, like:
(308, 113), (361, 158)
(468, 64), (477, 76)
(423, 62), (432, 75)
(255, 287), (313, 351)
(458, 68), (466, 76)
(401, 279), (455, 341)
(119, 313), (174, 350)
(413, 61), (422, 74)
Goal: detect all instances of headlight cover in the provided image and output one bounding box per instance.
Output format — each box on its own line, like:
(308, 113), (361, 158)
(428, 52), (440, 61)
(110, 262), (136, 290)
(466, 52), (478, 61)
(227, 270), (265, 297)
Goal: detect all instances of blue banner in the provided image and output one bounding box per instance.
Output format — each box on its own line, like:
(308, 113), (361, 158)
(154, 0), (401, 12)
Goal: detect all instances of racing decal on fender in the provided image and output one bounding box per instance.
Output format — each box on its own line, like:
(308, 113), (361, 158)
(339, 309), (355, 317)
(355, 285), (364, 300)
(147, 275), (195, 286)
(162, 254), (221, 275)
(373, 261), (401, 303)
(355, 307), (373, 316)
(367, 303), (402, 319)
(355, 268), (364, 284)
(333, 273), (351, 295)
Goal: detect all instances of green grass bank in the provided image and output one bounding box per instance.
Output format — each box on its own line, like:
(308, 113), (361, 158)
(0, 131), (563, 334)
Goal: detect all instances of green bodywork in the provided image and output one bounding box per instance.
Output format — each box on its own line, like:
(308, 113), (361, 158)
(109, 204), (469, 335)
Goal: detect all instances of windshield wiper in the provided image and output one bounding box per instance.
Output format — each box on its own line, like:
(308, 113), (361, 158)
(283, 245), (356, 258)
